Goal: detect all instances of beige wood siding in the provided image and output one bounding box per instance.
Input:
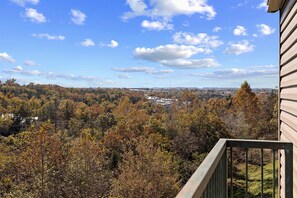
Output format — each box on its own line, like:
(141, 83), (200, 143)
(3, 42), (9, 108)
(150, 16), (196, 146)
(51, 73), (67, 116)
(279, 0), (297, 197)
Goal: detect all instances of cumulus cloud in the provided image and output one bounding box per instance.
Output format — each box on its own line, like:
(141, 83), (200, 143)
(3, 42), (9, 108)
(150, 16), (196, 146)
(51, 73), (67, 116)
(0, 52), (16, 63)
(161, 58), (219, 69)
(10, 0), (39, 6)
(100, 40), (119, 48)
(71, 9), (86, 25)
(14, 66), (23, 71)
(213, 26), (222, 32)
(107, 40), (119, 48)
(194, 68), (277, 79)
(32, 33), (65, 40)
(224, 40), (254, 55)
(125, 0), (148, 17)
(80, 39), (95, 47)
(233, 25), (247, 36)
(141, 20), (173, 31)
(257, 0), (268, 10)
(134, 44), (209, 62)
(133, 44), (220, 69)
(123, 0), (216, 20)
(24, 8), (46, 23)
(173, 32), (223, 48)
(113, 66), (174, 74)
(30, 70), (41, 75)
(257, 24), (275, 35)
(24, 60), (39, 66)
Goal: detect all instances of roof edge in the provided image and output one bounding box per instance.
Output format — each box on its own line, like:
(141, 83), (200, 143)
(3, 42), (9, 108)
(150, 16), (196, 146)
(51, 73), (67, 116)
(268, 0), (284, 12)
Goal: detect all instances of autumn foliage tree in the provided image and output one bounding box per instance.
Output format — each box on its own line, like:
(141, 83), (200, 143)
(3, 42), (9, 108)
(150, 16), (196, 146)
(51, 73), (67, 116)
(0, 80), (278, 197)
(233, 81), (260, 124)
(111, 137), (180, 198)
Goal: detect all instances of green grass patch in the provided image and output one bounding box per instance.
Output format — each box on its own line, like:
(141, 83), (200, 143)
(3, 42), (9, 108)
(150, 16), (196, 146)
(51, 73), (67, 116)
(231, 162), (278, 198)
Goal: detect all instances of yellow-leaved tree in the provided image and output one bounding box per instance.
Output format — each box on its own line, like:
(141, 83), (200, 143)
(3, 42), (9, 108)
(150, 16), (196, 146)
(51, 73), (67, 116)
(110, 136), (180, 198)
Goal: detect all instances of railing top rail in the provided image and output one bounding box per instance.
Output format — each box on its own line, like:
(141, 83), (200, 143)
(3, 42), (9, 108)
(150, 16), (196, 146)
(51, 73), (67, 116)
(176, 138), (293, 198)
(226, 139), (293, 150)
(176, 139), (227, 198)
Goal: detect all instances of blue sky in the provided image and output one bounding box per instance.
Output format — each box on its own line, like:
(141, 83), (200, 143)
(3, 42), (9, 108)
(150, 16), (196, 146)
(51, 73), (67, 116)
(0, 0), (279, 88)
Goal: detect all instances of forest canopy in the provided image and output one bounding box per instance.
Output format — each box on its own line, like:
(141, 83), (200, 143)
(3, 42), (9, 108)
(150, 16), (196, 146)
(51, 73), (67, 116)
(0, 80), (277, 197)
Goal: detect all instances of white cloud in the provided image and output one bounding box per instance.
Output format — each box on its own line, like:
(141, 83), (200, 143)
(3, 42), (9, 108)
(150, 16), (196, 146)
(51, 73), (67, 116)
(161, 58), (219, 69)
(133, 44), (219, 69)
(233, 25), (247, 36)
(213, 26), (222, 32)
(125, 0), (148, 16)
(47, 72), (98, 81)
(252, 34), (258, 37)
(224, 40), (254, 55)
(24, 60), (39, 66)
(32, 33), (65, 40)
(252, 65), (277, 69)
(134, 44), (209, 62)
(257, 24), (275, 35)
(2, 68), (107, 85)
(123, 0), (216, 20)
(153, 69), (175, 74)
(30, 70), (41, 75)
(14, 66), (23, 71)
(80, 39), (95, 47)
(113, 66), (155, 74)
(24, 8), (46, 23)
(0, 52), (16, 63)
(257, 0), (268, 10)
(107, 40), (119, 48)
(141, 20), (173, 31)
(117, 74), (132, 79)
(4, 68), (41, 76)
(195, 68), (277, 79)
(113, 66), (174, 74)
(10, 0), (39, 6)
(173, 32), (223, 48)
(71, 9), (86, 25)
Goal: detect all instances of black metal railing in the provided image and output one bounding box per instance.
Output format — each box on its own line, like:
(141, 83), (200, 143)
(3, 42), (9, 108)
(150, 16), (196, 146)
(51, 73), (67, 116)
(176, 139), (293, 198)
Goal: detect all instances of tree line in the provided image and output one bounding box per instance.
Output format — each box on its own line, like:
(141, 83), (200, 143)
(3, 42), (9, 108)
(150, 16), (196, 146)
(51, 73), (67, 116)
(0, 79), (277, 197)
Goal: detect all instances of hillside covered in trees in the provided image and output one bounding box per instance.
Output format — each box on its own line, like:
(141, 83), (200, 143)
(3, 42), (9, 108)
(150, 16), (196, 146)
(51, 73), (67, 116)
(0, 79), (277, 197)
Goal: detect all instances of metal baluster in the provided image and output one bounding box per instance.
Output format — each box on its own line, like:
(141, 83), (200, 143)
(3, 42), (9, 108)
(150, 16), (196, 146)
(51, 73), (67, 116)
(285, 146), (293, 198)
(223, 151), (227, 198)
(261, 149), (263, 198)
(230, 147), (233, 198)
(272, 149), (276, 198)
(245, 148), (248, 198)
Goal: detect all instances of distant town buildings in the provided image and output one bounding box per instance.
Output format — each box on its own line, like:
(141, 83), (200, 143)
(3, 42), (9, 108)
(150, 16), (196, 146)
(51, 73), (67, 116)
(145, 95), (177, 108)
(0, 112), (38, 129)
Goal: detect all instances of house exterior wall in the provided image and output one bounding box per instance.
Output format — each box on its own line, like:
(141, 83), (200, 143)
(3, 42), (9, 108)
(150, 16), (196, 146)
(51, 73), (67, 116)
(278, 0), (297, 197)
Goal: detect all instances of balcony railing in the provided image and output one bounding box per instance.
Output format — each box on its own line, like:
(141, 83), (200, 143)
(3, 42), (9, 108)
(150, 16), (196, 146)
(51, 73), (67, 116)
(176, 139), (293, 198)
